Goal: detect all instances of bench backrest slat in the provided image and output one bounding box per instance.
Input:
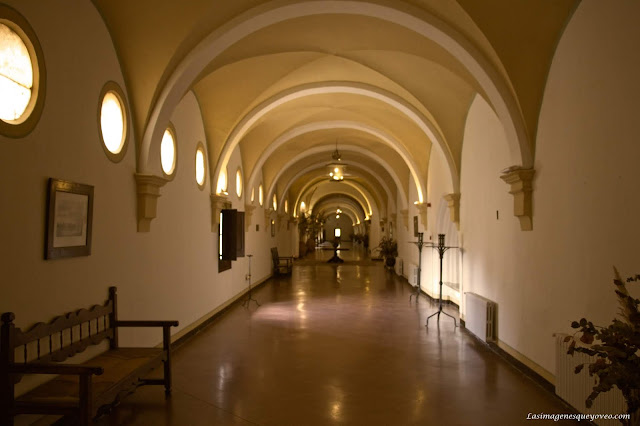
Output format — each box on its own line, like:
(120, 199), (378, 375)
(13, 301), (113, 348)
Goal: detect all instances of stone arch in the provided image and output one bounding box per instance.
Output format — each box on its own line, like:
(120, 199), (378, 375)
(139, 0), (530, 192)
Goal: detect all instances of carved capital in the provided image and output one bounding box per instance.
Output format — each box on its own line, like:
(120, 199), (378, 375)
(400, 209), (409, 230)
(444, 193), (461, 230)
(244, 204), (256, 231)
(500, 167), (535, 231)
(210, 194), (228, 231)
(135, 174), (167, 232)
(415, 202), (428, 230)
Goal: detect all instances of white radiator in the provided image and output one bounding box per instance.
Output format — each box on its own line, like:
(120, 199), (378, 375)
(464, 292), (496, 342)
(407, 264), (418, 286)
(555, 334), (626, 425)
(394, 257), (403, 276)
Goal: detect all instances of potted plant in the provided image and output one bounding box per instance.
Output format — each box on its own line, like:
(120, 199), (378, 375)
(376, 236), (398, 269)
(566, 268), (640, 425)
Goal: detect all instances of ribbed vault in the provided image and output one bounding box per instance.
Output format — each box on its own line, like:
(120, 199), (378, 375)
(92, 0), (578, 234)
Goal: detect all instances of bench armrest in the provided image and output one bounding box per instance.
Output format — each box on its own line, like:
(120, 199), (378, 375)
(115, 320), (179, 328)
(10, 363), (104, 376)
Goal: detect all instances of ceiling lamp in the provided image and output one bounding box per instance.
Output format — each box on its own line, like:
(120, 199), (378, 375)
(328, 139), (346, 182)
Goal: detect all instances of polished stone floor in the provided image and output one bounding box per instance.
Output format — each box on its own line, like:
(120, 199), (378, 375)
(94, 244), (575, 425)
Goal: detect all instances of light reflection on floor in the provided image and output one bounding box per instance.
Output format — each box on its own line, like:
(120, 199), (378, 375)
(95, 243), (576, 426)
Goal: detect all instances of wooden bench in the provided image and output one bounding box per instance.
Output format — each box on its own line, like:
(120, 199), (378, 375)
(271, 247), (293, 275)
(0, 287), (178, 425)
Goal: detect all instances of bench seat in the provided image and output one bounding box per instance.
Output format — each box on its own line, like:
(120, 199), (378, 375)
(1, 287), (178, 425)
(16, 348), (164, 415)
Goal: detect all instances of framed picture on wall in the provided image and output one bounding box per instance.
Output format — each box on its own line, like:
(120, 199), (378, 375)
(271, 219), (275, 237)
(413, 215), (419, 237)
(45, 178), (94, 259)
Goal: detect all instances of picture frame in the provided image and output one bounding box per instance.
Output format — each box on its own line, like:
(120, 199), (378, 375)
(45, 178), (94, 259)
(413, 215), (419, 237)
(271, 219), (276, 237)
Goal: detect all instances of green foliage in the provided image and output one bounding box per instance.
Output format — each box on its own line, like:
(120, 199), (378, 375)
(567, 268), (640, 424)
(298, 212), (324, 241)
(376, 236), (398, 259)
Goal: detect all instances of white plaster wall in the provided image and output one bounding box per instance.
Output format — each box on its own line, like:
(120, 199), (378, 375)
(0, 0), (139, 329)
(243, 171), (273, 282)
(396, 175), (428, 282)
(425, 144), (458, 302)
(0, 1), (273, 357)
(459, 0), (640, 377)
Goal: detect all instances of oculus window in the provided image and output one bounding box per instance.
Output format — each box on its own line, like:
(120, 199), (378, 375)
(236, 168), (243, 198)
(217, 168), (228, 195)
(195, 142), (206, 189)
(160, 126), (177, 178)
(98, 82), (128, 162)
(0, 7), (46, 138)
(0, 23), (32, 121)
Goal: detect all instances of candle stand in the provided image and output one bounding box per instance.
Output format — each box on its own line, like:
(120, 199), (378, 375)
(242, 255), (260, 308)
(426, 234), (458, 327)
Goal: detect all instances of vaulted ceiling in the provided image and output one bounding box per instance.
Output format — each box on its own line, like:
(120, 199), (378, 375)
(93, 0), (577, 223)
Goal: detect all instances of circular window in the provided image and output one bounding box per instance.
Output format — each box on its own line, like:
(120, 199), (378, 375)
(98, 81), (128, 162)
(259, 184), (264, 206)
(236, 168), (243, 198)
(0, 6), (46, 138)
(160, 125), (177, 178)
(217, 168), (228, 195)
(272, 194), (278, 211)
(195, 142), (206, 189)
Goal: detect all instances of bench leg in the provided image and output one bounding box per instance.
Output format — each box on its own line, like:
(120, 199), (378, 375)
(79, 375), (93, 425)
(163, 326), (172, 396)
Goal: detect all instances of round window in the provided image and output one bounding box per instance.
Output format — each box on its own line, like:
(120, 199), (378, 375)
(98, 81), (128, 162)
(0, 7), (46, 138)
(236, 168), (243, 198)
(160, 126), (177, 177)
(0, 23), (32, 122)
(195, 143), (206, 189)
(217, 168), (228, 195)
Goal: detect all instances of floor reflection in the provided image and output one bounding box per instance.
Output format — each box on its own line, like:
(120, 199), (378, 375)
(95, 253), (575, 426)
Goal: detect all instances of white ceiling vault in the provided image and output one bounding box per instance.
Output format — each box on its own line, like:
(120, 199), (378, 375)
(93, 0), (578, 225)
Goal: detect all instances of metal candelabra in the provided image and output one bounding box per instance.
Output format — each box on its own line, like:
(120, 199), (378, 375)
(409, 233), (430, 302)
(426, 234), (458, 327)
(242, 255), (260, 308)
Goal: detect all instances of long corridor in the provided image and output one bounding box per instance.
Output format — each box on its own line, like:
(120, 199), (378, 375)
(98, 246), (574, 425)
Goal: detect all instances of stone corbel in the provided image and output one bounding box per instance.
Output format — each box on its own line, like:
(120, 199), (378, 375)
(244, 204), (256, 231)
(379, 217), (387, 229)
(500, 167), (535, 231)
(415, 202), (429, 230)
(444, 193), (461, 230)
(210, 194), (228, 232)
(135, 174), (167, 232)
(400, 209), (409, 230)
